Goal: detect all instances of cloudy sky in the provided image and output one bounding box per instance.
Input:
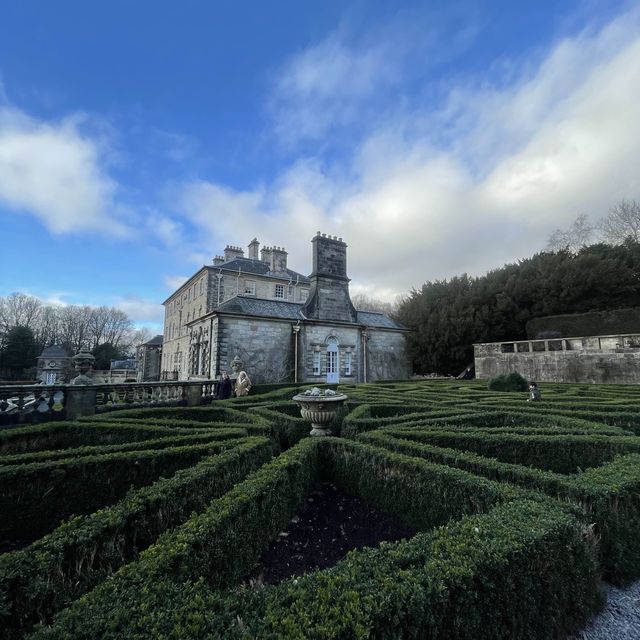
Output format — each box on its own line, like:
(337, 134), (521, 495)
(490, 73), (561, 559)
(1, 0), (639, 330)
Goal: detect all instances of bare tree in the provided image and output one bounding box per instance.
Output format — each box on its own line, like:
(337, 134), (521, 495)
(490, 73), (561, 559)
(351, 293), (398, 315)
(546, 214), (594, 253)
(599, 199), (640, 244)
(0, 293), (42, 331)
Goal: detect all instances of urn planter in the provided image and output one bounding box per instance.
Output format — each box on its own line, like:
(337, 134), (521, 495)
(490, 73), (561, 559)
(293, 391), (348, 436)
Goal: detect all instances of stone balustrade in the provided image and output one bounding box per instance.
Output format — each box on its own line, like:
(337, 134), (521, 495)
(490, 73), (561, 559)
(0, 379), (219, 426)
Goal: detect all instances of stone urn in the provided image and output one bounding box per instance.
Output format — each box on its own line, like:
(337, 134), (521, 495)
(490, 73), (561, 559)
(293, 388), (348, 436)
(70, 347), (96, 386)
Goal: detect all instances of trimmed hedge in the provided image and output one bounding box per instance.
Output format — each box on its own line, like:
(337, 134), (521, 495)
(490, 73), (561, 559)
(383, 428), (640, 474)
(81, 416), (275, 439)
(23, 438), (322, 639)
(361, 431), (640, 583)
(0, 421), (193, 455)
(0, 437), (247, 540)
(0, 437), (274, 640)
(86, 405), (265, 425)
(0, 429), (248, 466)
(319, 439), (527, 531)
(29, 499), (601, 639)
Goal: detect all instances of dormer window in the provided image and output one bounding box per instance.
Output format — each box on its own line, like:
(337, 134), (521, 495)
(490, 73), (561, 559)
(245, 280), (256, 295)
(299, 288), (309, 302)
(275, 284), (285, 299)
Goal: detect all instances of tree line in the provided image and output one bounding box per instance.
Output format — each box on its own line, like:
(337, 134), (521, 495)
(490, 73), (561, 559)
(397, 211), (640, 375)
(0, 293), (151, 380)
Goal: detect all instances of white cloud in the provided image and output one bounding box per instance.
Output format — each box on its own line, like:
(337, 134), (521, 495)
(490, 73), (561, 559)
(163, 275), (189, 291)
(270, 34), (398, 144)
(113, 295), (164, 324)
(0, 106), (129, 235)
(177, 8), (640, 301)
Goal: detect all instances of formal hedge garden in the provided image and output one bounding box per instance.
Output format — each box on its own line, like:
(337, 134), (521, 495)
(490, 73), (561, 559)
(1, 379), (639, 638)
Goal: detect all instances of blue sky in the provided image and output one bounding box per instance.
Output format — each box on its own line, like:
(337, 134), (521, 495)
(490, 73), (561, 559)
(1, 0), (639, 331)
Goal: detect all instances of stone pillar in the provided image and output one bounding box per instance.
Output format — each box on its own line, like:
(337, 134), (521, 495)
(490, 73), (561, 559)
(66, 386), (97, 419)
(184, 383), (202, 406)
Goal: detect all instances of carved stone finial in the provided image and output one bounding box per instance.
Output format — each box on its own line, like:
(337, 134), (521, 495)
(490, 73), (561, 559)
(70, 347), (96, 385)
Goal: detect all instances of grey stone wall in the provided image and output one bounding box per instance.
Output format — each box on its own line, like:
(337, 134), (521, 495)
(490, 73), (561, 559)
(218, 316), (294, 384)
(366, 330), (411, 381)
(475, 335), (640, 384)
(299, 324), (360, 383)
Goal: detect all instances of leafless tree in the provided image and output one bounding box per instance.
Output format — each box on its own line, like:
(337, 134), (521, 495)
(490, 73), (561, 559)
(599, 199), (640, 244)
(546, 214), (594, 253)
(0, 293), (42, 332)
(351, 293), (398, 315)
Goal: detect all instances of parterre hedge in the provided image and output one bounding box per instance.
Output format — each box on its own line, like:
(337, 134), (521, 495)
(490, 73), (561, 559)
(0, 437), (247, 540)
(2, 379), (639, 639)
(27, 440), (601, 640)
(0, 437), (275, 639)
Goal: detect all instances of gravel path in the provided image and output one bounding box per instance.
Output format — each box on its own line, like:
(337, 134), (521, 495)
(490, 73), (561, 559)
(570, 580), (640, 640)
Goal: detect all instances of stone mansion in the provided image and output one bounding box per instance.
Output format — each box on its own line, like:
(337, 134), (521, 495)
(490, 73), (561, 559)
(161, 233), (410, 384)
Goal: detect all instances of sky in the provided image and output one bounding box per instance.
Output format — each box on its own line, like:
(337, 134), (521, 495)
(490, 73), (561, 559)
(1, 0), (639, 332)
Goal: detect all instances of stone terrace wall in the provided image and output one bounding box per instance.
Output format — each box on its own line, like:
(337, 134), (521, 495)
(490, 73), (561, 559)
(474, 334), (640, 384)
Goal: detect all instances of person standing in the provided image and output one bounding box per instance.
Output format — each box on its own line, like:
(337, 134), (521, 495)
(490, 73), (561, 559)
(218, 372), (233, 399)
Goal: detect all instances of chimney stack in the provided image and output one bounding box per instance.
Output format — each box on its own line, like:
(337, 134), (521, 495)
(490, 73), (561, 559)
(223, 245), (244, 262)
(248, 238), (260, 260)
(301, 232), (356, 322)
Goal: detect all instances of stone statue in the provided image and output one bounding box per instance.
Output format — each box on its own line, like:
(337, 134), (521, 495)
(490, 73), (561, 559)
(230, 355), (252, 396)
(235, 370), (252, 397)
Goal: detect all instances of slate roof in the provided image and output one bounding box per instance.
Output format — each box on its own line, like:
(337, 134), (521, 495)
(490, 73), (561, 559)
(143, 335), (163, 346)
(38, 345), (71, 358)
(211, 257), (310, 283)
(217, 296), (303, 320)
(357, 311), (408, 330)
(213, 295), (407, 330)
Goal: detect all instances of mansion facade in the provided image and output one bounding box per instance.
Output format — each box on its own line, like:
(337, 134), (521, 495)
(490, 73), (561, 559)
(161, 234), (409, 384)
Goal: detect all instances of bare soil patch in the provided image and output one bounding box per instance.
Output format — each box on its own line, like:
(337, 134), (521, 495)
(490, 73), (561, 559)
(246, 482), (416, 586)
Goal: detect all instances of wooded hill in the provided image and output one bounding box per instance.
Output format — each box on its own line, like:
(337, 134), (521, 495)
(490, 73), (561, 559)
(396, 240), (640, 375)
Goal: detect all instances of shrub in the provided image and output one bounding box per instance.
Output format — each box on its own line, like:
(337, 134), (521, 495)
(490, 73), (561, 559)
(488, 372), (528, 392)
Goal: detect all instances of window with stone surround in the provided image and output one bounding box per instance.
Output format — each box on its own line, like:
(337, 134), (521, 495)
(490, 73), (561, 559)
(344, 351), (352, 375)
(275, 284), (285, 299)
(245, 280), (256, 295)
(299, 288), (309, 301)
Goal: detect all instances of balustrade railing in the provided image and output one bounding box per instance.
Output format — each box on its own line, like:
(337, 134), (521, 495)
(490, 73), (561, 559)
(0, 379), (219, 426)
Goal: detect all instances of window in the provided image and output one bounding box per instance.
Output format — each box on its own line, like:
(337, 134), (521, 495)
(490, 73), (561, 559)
(344, 351), (352, 375)
(275, 284), (285, 299)
(245, 280), (256, 295)
(299, 288), (309, 302)
(200, 279), (204, 295)
(313, 351), (321, 375)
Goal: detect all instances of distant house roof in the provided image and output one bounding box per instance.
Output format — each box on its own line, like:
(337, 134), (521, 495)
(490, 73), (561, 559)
(211, 257), (310, 283)
(38, 345), (71, 359)
(357, 311), (408, 330)
(142, 335), (163, 346)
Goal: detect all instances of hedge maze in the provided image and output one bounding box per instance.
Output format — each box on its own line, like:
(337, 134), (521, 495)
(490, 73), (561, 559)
(1, 381), (639, 639)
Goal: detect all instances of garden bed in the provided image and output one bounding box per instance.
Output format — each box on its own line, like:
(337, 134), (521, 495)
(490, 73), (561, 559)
(246, 481), (416, 585)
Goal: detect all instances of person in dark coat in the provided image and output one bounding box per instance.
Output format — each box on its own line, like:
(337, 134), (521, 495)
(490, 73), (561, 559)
(218, 372), (233, 400)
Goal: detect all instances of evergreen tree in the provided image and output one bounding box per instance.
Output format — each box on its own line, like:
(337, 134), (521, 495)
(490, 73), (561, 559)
(397, 241), (640, 375)
(0, 326), (38, 380)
